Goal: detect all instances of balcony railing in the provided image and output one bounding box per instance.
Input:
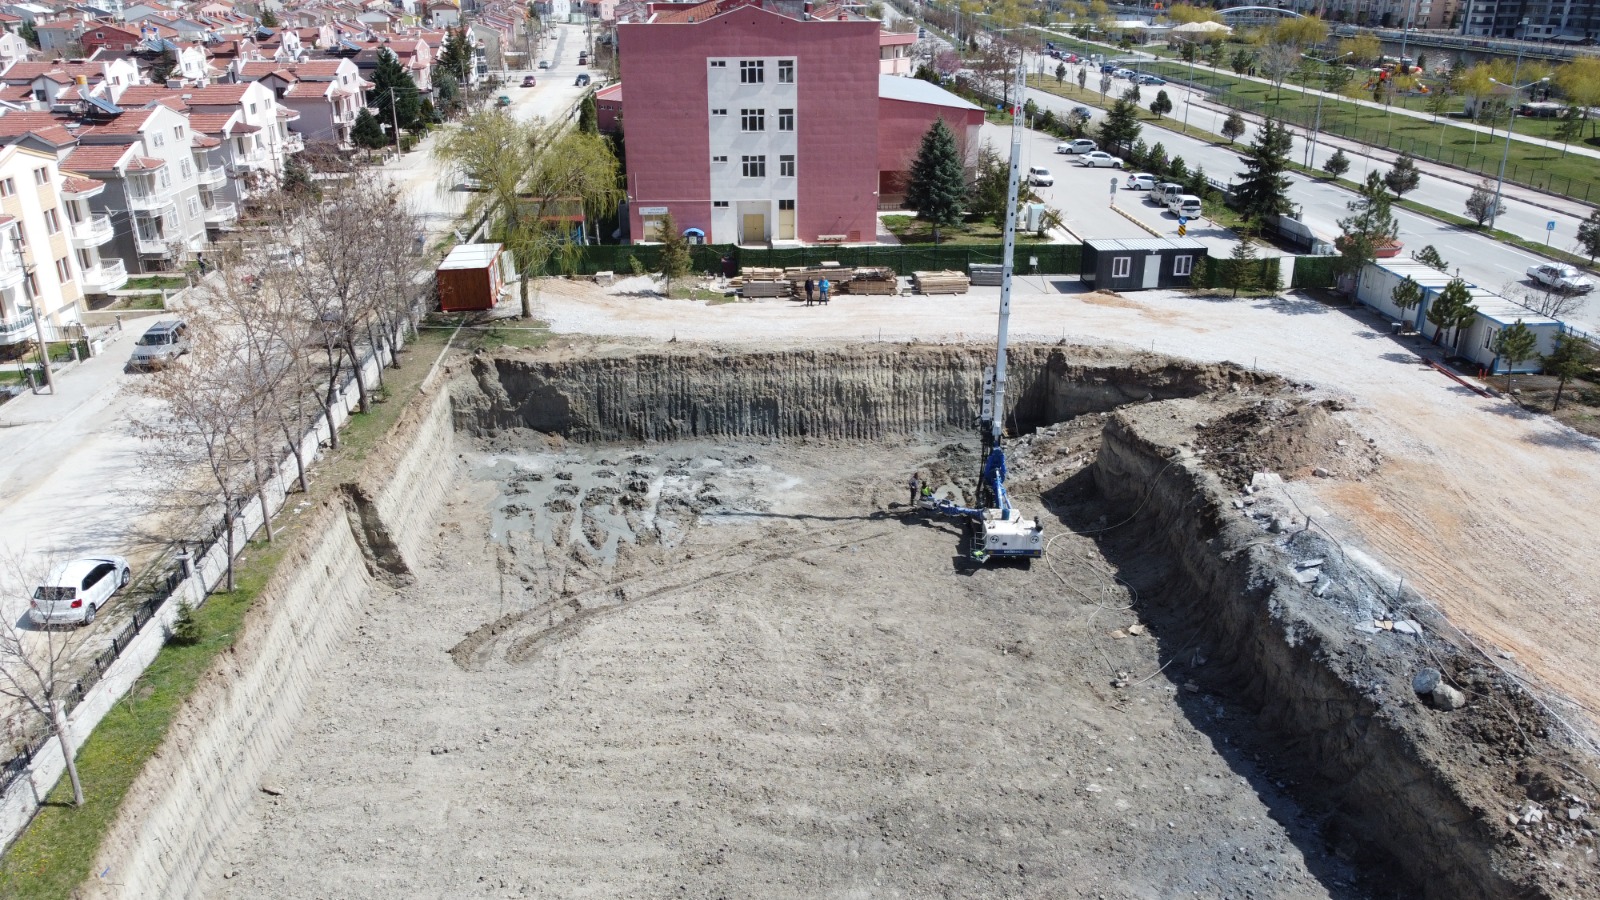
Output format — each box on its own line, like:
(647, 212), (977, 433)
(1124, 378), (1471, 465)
(195, 166), (226, 188)
(69, 214), (114, 248)
(203, 201), (238, 225)
(0, 308), (33, 344)
(283, 132), (305, 153)
(135, 234), (174, 256)
(81, 258), (128, 293)
(127, 191), (174, 212)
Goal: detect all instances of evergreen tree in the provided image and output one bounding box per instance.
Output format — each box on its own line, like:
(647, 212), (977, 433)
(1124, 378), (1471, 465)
(1123, 84), (1142, 104)
(1492, 320), (1538, 391)
(1226, 237), (1262, 297)
(148, 48), (177, 85)
(914, 63), (939, 84)
(1205, 41), (1226, 68)
(1425, 277), (1477, 346)
(655, 212), (693, 293)
(168, 599), (202, 645)
(1335, 171), (1399, 277)
(260, 6), (279, 27)
(435, 72), (461, 117)
(352, 107), (387, 150)
(1147, 141), (1167, 172)
(1414, 244), (1448, 270)
(1221, 111), (1246, 143)
(370, 48), (422, 137)
(1167, 155), (1188, 183)
(904, 119), (965, 244)
(436, 27), (474, 84)
(1055, 61), (1067, 83)
(1322, 147), (1350, 178)
(1234, 117), (1295, 228)
(1391, 276), (1423, 318)
(1576, 209), (1600, 263)
(1543, 333), (1594, 410)
(1231, 47), (1254, 75)
(281, 153), (314, 195)
(18, 19), (37, 48)
(1096, 97), (1142, 155)
(1077, 66), (1088, 90)
(1149, 89), (1173, 119)
(1185, 165), (1209, 198)
(1383, 152), (1421, 197)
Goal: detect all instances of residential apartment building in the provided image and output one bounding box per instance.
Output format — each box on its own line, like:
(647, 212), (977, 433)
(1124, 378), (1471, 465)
(1459, 0), (1600, 39)
(0, 143), (94, 348)
(233, 58), (369, 149)
(617, 0), (882, 245)
(614, 0), (985, 245)
(0, 113), (126, 297)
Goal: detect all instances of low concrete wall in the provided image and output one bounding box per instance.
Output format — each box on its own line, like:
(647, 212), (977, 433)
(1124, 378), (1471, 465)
(79, 382), (457, 899)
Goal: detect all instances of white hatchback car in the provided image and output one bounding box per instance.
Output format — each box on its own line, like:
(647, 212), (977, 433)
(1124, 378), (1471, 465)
(1074, 151), (1124, 169)
(1056, 139), (1097, 154)
(1125, 173), (1155, 190)
(1027, 165), (1054, 186)
(29, 557), (130, 627)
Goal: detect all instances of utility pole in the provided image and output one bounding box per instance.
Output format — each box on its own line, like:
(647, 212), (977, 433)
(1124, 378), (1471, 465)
(390, 91), (401, 154)
(12, 232), (52, 394)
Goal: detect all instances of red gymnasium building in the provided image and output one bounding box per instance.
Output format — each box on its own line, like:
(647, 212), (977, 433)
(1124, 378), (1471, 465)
(612, 0), (983, 245)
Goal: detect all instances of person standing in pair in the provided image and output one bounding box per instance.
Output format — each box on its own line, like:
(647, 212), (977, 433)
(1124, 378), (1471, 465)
(804, 277), (815, 306)
(819, 277), (831, 305)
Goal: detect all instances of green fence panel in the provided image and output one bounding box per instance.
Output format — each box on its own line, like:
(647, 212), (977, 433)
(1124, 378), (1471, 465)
(532, 243), (1084, 278)
(1290, 255), (1337, 290)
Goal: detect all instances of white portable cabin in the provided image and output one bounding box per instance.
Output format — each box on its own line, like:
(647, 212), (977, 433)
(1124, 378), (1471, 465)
(1355, 259), (1564, 374)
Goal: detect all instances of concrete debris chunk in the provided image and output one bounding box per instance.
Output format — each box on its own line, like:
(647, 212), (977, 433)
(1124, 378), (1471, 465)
(1295, 558), (1325, 570)
(1412, 668), (1442, 695)
(1294, 568), (1320, 584)
(1313, 578), (1332, 597)
(1432, 683), (1467, 710)
(1250, 472), (1283, 488)
(1127, 623), (1147, 636)
(1393, 620), (1422, 636)
(1312, 467), (1331, 477)
(1519, 803), (1546, 825)
(1570, 807), (1586, 821)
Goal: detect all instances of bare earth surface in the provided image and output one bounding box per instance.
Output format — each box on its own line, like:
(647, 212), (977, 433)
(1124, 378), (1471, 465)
(527, 279), (1600, 741)
(214, 439), (1381, 899)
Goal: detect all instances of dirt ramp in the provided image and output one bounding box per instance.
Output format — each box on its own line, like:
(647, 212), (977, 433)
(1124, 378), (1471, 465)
(452, 342), (1282, 442)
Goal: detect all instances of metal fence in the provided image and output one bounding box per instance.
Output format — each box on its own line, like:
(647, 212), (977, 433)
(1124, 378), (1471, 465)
(531, 242), (1085, 277)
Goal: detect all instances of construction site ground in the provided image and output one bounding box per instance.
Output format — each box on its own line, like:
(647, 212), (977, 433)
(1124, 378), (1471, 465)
(525, 275), (1600, 741)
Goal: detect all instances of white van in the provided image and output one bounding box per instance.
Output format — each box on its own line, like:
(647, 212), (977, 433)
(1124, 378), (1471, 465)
(1150, 182), (1184, 205)
(1168, 194), (1203, 218)
(1027, 166), (1054, 187)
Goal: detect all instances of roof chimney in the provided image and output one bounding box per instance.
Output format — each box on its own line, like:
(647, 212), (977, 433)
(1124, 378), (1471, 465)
(802, 1), (810, 17)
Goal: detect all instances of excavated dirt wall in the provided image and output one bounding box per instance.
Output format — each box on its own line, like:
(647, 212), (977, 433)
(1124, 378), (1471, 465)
(80, 384), (460, 900)
(454, 344), (1278, 442)
(1093, 399), (1596, 900)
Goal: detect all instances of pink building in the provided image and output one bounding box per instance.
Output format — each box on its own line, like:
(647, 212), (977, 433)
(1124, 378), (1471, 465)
(877, 75), (983, 208)
(618, 0), (882, 245)
(878, 31), (915, 76)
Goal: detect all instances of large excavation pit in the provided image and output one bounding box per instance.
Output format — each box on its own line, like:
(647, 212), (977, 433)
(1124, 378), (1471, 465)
(197, 343), (1597, 900)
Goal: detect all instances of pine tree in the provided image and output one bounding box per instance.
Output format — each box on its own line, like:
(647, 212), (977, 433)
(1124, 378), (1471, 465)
(370, 48), (422, 137)
(1543, 333), (1593, 410)
(1234, 117), (1295, 229)
(436, 27), (474, 84)
(655, 212), (692, 293)
(1322, 147), (1351, 178)
(1383, 152), (1421, 197)
(281, 154), (314, 194)
(1576, 209), (1600, 263)
(18, 19), (38, 48)
(352, 107), (387, 150)
(1226, 237), (1261, 297)
(1221, 111), (1246, 143)
(1465, 177), (1503, 227)
(1492, 320), (1538, 391)
(578, 94), (597, 134)
(1391, 276), (1423, 317)
(1414, 244), (1448, 270)
(260, 6), (279, 27)
(168, 599), (202, 645)
(1055, 61), (1066, 83)
(1335, 171), (1399, 277)
(1425, 277), (1477, 346)
(904, 119), (966, 244)
(148, 48), (177, 85)
(1096, 97), (1142, 156)
(1149, 89), (1173, 119)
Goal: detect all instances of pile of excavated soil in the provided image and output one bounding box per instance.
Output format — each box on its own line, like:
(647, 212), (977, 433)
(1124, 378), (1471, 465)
(1194, 398), (1381, 487)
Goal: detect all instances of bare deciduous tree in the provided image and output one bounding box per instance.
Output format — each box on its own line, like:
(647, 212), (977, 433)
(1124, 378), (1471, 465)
(0, 556), (86, 806)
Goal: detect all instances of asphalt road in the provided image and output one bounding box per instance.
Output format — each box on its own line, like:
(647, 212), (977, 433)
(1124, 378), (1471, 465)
(1019, 63), (1600, 329)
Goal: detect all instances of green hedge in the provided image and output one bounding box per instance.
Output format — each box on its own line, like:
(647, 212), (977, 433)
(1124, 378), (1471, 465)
(1290, 255), (1338, 290)
(533, 243), (1083, 277)
(1194, 254), (1281, 291)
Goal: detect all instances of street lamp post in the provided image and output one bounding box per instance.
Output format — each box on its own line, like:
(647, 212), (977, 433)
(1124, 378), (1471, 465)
(1302, 51), (1353, 168)
(1487, 61), (1547, 230)
(12, 232), (52, 394)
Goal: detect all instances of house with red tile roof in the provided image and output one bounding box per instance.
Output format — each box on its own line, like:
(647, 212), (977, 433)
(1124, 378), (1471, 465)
(234, 57), (368, 148)
(0, 142), (113, 339)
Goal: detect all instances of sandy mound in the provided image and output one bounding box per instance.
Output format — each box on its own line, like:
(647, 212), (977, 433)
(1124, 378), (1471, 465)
(1195, 398), (1381, 487)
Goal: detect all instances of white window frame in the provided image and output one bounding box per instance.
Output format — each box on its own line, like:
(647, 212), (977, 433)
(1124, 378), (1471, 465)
(710, 108), (727, 116)
(712, 155), (727, 163)
(1484, 327), (1497, 349)
(740, 60), (764, 83)
(741, 155), (766, 178)
(1112, 256), (1132, 278)
(709, 60), (726, 68)
(777, 108), (794, 131)
(43, 209), (59, 234)
(777, 60), (795, 83)
(55, 258), (72, 282)
(712, 200), (729, 208)
(740, 108), (765, 132)
(779, 155), (794, 177)
(1173, 254), (1192, 277)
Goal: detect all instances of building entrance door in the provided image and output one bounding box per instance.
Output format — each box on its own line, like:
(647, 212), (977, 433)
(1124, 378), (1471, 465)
(777, 200), (795, 240)
(1142, 254), (1161, 289)
(741, 213), (767, 244)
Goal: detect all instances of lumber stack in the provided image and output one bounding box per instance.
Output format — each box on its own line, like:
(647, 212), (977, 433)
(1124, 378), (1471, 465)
(848, 267), (898, 295)
(913, 270), (971, 295)
(739, 266), (785, 281)
(741, 279), (791, 299)
(968, 264), (1003, 287)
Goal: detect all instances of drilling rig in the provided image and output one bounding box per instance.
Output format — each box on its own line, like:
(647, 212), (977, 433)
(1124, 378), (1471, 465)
(918, 58), (1044, 563)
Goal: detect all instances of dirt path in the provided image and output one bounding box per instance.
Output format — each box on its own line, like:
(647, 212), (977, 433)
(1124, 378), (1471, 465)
(529, 280), (1600, 740)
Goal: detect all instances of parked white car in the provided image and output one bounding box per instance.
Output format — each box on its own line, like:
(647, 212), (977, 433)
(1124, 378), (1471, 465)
(1125, 173), (1155, 190)
(29, 557), (130, 627)
(1150, 182), (1184, 205)
(1074, 151), (1124, 169)
(1526, 263), (1594, 293)
(1168, 194), (1204, 218)
(1027, 165), (1054, 186)
(1056, 139), (1097, 154)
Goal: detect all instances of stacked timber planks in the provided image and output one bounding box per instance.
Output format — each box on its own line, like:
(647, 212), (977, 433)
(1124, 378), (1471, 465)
(848, 267), (898, 295)
(968, 264), (1003, 287)
(741, 279), (791, 299)
(913, 270), (971, 295)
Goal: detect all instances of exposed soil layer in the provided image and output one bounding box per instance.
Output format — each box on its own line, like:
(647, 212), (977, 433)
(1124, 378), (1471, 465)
(197, 341), (1599, 900)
